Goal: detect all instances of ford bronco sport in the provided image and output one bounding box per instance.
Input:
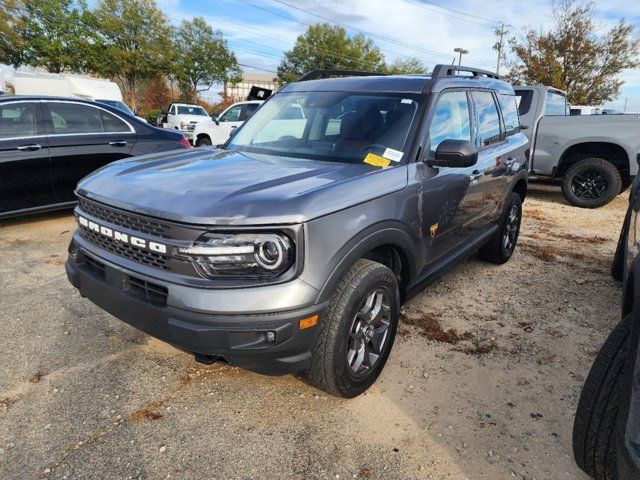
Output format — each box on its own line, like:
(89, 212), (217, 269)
(66, 66), (529, 398)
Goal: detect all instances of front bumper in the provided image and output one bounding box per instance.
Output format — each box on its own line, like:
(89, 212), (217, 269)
(66, 241), (325, 376)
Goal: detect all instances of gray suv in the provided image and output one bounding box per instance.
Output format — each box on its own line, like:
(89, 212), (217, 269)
(66, 66), (529, 397)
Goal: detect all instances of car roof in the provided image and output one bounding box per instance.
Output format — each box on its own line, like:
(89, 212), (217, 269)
(0, 95), (115, 103)
(279, 73), (515, 95)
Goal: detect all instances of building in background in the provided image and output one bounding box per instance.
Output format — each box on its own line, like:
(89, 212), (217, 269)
(225, 72), (276, 101)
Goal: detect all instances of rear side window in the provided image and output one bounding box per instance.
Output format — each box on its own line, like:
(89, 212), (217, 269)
(472, 91), (502, 147)
(544, 91), (567, 116)
(428, 91), (471, 152)
(0, 103), (37, 139)
(47, 103), (102, 134)
(100, 110), (130, 133)
(499, 94), (520, 136)
(242, 103), (260, 120)
(514, 89), (533, 116)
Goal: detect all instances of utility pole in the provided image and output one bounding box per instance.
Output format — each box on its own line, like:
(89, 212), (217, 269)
(624, 98), (628, 113)
(454, 48), (469, 66)
(494, 23), (509, 75)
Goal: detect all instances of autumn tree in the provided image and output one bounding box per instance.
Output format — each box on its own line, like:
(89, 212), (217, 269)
(507, 0), (639, 104)
(0, 0), (24, 66)
(174, 17), (241, 103)
(141, 77), (172, 112)
(276, 23), (387, 85)
(93, 0), (174, 110)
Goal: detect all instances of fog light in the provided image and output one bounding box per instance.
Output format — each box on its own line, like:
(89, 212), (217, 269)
(266, 331), (276, 343)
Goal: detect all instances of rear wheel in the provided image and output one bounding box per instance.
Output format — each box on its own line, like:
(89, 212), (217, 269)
(561, 158), (622, 208)
(573, 314), (632, 479)
(479, 192), (522, 264)
(306, 259), (399, 398)
(196, 136), (212, 147)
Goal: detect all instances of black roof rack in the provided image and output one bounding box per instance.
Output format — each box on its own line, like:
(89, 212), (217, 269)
(431, 64), (501, 80)
(296, 69), (384, 82)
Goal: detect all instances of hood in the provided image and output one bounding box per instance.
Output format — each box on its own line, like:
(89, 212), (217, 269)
(77, 149), (408, 225)
(176, 115), (208, 124)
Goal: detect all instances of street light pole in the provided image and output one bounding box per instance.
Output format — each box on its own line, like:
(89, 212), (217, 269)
(454, 48), (469, 66)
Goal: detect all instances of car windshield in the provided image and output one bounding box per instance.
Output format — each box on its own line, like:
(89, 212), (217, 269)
(97, 100), (134, 116)
(177, 106), (208, 116)
(227, 91), (422, 164)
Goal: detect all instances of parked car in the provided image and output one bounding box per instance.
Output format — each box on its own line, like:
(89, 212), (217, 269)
(516, 85), (640, 208)
(159, 102), (210, 144)
(0, 96), (190, 219)
(193, 100), (263, 147)
(573, 170), (640, 479)
(65, 65), (529, 398)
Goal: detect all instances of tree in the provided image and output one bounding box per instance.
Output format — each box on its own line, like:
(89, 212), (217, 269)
(174, 17), (242, 103)
(0, 0), (24, 67)
(507, 0), (640, 104)
(385, 57), (428, 75)
(141, 77), (172, 113)
(93, 0), (174, 110)
(4, 0), (97, 73)
(276, 23), (386, 85)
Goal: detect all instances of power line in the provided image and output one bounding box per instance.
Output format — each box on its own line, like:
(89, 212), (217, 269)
(237, 63), (277, 74)
(399, 0), (499, 26)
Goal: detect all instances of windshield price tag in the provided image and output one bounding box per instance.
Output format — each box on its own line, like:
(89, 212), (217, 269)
(364, 153), (391, 168)
(382, 148), (403, 162)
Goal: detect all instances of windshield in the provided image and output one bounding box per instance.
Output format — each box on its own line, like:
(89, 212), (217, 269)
(177, 106), (208, 116)
(227, 91), (422, 164)
(97, 100), (134, 116)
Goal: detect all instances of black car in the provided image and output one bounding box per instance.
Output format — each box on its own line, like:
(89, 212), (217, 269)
(0, 96), (190, 218)
(573, 171), (640, 479)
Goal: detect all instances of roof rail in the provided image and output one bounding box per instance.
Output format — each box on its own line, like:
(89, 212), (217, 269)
(296, 69), (384, 82)
(431, 64), (501, 80)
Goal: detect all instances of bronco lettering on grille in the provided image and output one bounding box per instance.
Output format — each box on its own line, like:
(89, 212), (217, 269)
(77, 215), (168, 254)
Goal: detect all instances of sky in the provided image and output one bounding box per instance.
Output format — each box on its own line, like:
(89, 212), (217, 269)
(3, 0), (640, 110)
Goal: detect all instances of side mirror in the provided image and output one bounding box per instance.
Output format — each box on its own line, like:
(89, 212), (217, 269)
(212, 115), (220, 126)
(429, 140), (478, 168)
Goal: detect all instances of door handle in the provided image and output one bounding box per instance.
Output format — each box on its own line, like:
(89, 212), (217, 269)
(16, 144), (41, 151)
(469, 169), (483, 182)
(109, 141), (127, 147)
(230, 125), (238, 129)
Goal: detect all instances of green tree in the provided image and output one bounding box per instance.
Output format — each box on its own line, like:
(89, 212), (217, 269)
(507, 0), (640, 104)
(385, 57), (428, 75)
(174, 17), (242, 103)
(276, 23), (386, 85)
(0, 0), (24, 66)
(93, 0), (174, 110)
(5, 0), (97, 73)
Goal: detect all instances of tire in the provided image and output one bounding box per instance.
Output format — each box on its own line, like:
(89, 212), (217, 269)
(611, 206), (631, 281)
(306, 258), (399, 398)
(196, 136), (212, 147)
(573, 314), (632, 480)
(561, 158), (622, 208)
(478, 192), (522, 264)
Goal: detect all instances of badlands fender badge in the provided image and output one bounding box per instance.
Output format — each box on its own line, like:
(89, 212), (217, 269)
(77, 215), (168, 254)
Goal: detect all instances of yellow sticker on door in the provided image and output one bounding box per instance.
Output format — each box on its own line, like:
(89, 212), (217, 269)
(363, 153), (391, 168)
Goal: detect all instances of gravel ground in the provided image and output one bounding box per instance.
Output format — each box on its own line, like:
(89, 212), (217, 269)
(0, 183), (627, 480)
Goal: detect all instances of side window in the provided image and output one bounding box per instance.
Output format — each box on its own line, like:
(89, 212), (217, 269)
(0, 103), (37, 139)
(46, 103), (102, 134)
(499, 94), (520, 136)
(220, 105), (242, 122)
(100, 110), (130, 133)
(242, 103), (260, 121)
(472, 91), (502, 147)
(514, 90), (533, 116)
(544, 91), (567, 116)
(170, 106), (176, 115)
(428, 91), (471, 153)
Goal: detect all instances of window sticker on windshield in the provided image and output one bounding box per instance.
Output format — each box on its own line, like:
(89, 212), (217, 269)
(401, 98), (413, 104)
(382, 148), (403, 162)
(364, 153), (391, 168)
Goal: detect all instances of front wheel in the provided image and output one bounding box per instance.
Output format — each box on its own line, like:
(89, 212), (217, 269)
(561, 158), (622, 208)
(196, 136), (212, 147)
(479, 192), (522, 264)
(306, 259), (399, 398)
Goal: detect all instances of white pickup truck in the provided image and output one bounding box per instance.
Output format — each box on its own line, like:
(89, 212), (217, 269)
(160, 103), (211, 144)
(192, 100), (264, 147)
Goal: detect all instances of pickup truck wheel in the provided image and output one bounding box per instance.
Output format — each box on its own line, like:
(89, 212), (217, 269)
(478, 192), (522, 264)
(562, 158), (622, 208)
(196, 137), (212, 147)
(306, 259), (399, 398)
(573, 314), (631, 480)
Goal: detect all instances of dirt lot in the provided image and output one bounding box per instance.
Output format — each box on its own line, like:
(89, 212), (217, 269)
(0, 184), (627, 480)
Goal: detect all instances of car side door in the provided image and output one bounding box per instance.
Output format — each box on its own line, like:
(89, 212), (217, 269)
(44, 101), (136, 203)
(0, 100), (57, 214)
(419, 89), (486, 262)
(214, 104), (244, 144)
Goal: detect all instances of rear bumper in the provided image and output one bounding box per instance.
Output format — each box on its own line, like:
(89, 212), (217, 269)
(66, 244), (325, 376)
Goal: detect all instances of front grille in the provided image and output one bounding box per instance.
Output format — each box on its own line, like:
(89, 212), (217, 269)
(78, 199), (171, 238)
(84, 254), (106, 278)
(80, 227), (169, 270)
(186, 123), (197, 132)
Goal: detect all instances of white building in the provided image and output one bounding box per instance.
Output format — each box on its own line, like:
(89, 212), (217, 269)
(225, 72), (276, 101)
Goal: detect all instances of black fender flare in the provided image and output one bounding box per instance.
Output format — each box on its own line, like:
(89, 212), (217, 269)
(316, 222), (419, 304)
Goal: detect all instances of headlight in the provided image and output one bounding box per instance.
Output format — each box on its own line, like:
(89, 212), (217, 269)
(178, 232), (294, 278)
(180, 121), (188, 130)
